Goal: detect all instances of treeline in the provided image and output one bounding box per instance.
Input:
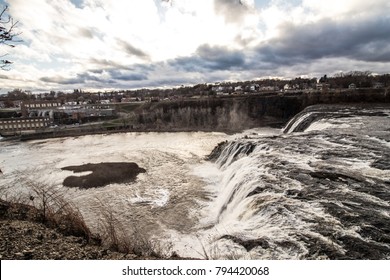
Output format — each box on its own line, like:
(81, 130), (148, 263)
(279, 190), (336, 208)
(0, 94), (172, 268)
(330, 71), (390, 88)
(1, 71), (389, 105)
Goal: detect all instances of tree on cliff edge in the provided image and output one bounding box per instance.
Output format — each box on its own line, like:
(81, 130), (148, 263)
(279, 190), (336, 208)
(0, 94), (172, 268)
(0, 6), (19, 70)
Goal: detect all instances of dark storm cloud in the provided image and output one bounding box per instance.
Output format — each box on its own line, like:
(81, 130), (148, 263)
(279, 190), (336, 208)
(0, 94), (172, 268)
(40, 71), (112, 85)
(40, 69), (150, 85)
(76, 72), (106, 82)
(255, 16), (390, 66)
(170, 44), (246, 72)
(166, 14), (390, 82)
(89, 69), (104, 74)
(40, 76), (82, 85)
(108, 69), (148, 81)
(118, 40), (150, 60)
(214, 0), (252, 23)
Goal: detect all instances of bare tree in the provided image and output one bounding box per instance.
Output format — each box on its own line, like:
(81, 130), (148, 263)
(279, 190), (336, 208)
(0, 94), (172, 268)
(0, 6), (20, 70)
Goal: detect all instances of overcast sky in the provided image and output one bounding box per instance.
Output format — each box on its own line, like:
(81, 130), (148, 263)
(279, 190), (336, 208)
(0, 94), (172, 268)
(0, 0), (389, 93)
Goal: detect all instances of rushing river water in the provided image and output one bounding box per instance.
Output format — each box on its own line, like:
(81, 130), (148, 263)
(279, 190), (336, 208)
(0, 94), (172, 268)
(1, 104), (389, 259)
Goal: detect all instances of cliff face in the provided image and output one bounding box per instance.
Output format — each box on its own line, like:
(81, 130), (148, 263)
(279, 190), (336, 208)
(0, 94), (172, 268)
(133, 95), (304, 132)
(131, 89), (389, 132)
(135, 98), (261, 132)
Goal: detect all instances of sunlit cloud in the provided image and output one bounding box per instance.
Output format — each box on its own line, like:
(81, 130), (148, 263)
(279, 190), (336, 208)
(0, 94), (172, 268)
(0, 0), (389, 93)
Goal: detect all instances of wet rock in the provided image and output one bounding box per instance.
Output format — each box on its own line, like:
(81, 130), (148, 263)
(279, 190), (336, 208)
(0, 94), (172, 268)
(62, 162), (146, 188)
(298, 233), (345, 260)
(285, 189), (303, 197)
(220, 235), (270, 251)
(207, 141), (228, 161)
(338, 235), (389, 260)
(371, 156), (390, 170)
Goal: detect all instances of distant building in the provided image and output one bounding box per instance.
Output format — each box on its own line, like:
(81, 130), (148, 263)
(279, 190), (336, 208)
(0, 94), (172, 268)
(216, 92), (230, 96)
(212, 86), (224, 92)
(348, 83), (357, 89)
(260, 86), (279, 91)
(317, 83), (330, 91)
(21, 101), (62, 118)
(22, 101), (61, 109)
(0, 117), (50, 135)
(249, 84), (259, 92)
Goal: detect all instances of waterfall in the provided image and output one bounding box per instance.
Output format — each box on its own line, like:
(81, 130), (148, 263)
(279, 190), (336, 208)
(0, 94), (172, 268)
(283, 111), (317, 133)
(215, 141), (256, 167)
(282, 105), (328, 133)
(200, 104), (390, 259)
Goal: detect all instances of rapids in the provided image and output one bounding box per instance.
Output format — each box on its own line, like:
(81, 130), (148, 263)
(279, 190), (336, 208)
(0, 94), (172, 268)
(0, 104), (389, 259)
(196, 104), (390, 259)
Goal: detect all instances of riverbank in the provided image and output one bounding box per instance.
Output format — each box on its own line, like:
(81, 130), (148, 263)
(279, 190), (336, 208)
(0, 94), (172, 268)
(0, 199), (184, 260)
(1, 89), (387, 142)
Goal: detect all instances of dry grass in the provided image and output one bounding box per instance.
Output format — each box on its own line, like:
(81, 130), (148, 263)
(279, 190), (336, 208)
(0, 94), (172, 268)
(1, 179), (177, 258)
(96, 199), (173, 258)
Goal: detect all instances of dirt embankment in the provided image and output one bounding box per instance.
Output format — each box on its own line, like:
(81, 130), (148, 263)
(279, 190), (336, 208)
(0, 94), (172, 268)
(0, 199), (184, 260)
(0, 199), (129, 259)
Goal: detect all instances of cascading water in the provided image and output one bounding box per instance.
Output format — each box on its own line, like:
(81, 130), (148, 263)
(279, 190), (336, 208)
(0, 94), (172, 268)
(188, 104), (390, 259)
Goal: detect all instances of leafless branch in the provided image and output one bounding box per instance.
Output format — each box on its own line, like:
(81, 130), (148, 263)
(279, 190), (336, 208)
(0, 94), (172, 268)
(1, 6), (21, 70)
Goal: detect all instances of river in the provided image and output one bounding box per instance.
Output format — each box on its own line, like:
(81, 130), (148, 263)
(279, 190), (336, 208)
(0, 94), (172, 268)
(0, 104), (389, 259)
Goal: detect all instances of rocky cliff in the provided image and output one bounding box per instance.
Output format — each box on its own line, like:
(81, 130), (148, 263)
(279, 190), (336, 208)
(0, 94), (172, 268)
(130, 89), (389, 132)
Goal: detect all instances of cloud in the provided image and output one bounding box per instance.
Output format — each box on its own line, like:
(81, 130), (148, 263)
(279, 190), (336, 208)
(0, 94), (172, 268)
(78, 28), (95, 39)
(108, 69), (148, 81)
(254, 16), (390, 67)
(40, 76), (83, 85)
(39, 68), (148, 87)
(117, 40), (150, 60)
(170, 44), (246, 72)
(89, 58), (122, 68)
(40, 71), (107, 85)
(0, 0), (389, 94)
(214, 0), (255, 23)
